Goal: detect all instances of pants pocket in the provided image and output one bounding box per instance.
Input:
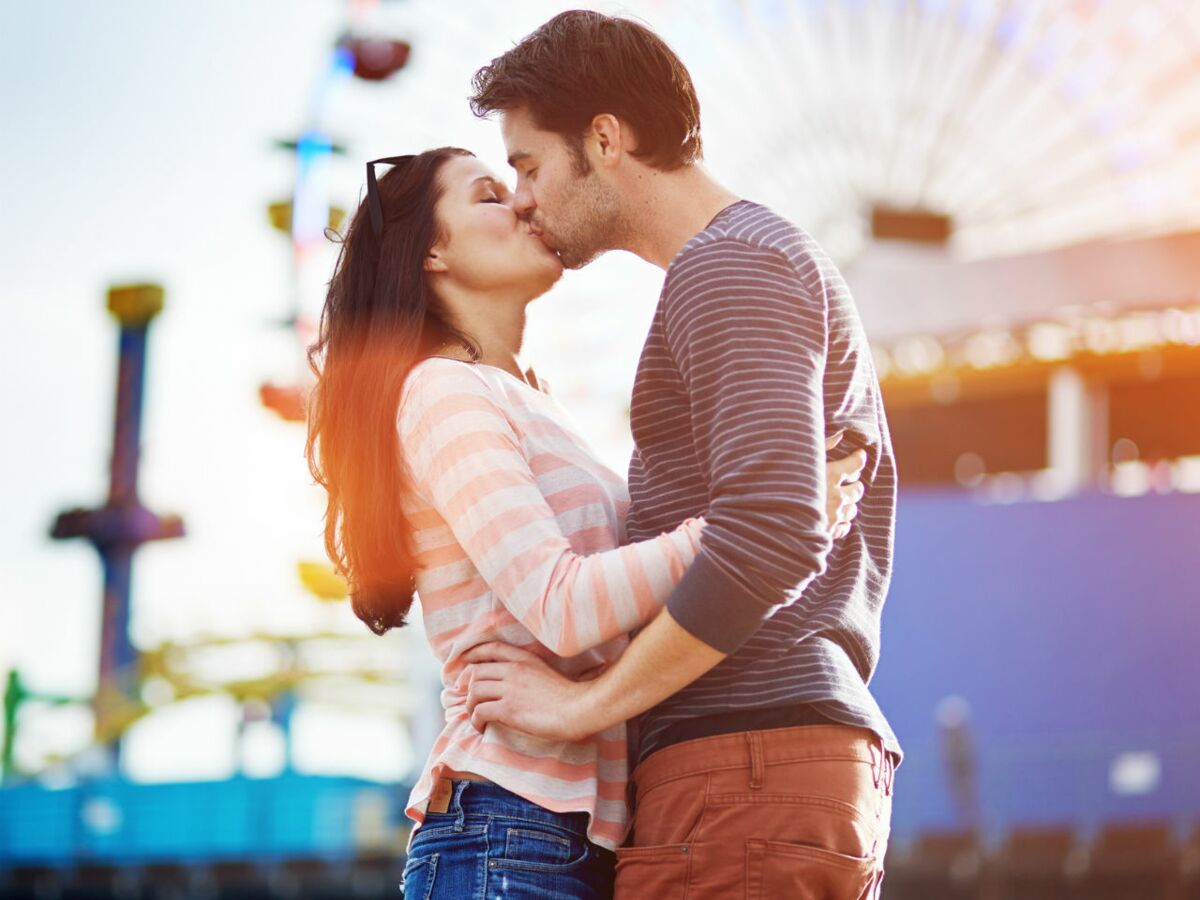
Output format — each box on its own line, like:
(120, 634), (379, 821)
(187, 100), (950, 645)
(492, 823), (590, 872)
(403, 825), (486, 898)
(614, 844), (691, 900)
(400, 853), (438, 900)
(745, 838), (880, 900)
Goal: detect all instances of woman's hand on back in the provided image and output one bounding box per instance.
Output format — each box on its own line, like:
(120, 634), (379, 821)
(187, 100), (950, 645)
(825, 430), (868, 540)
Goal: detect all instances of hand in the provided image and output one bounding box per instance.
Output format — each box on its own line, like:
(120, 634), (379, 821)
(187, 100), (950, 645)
(825, 430), (868, 540)
(460, 642), (604, 743)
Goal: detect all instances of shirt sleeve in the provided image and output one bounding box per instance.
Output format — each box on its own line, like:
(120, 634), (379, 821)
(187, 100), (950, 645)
(658, 239), (833, 654)
(397, 362), (704, 658)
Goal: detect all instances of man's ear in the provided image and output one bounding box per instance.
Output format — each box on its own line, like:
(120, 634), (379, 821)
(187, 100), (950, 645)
(424, 247), (448, 274)
(589, 114), (626, 167)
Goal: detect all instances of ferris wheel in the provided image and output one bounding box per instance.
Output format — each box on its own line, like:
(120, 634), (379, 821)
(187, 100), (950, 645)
(664, 0), (1200, 261)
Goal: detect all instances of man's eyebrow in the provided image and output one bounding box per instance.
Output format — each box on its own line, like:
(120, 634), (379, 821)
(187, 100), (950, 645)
(506, 151), (531, 168)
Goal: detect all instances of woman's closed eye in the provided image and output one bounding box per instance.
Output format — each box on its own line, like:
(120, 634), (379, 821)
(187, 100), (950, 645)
(481, 187), (511, 205)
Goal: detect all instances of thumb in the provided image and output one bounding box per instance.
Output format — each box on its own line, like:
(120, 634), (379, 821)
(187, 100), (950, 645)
(825, 429), (846, 452)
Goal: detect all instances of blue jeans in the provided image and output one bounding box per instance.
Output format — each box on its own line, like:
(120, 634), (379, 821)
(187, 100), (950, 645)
(401, 780), (616, 899)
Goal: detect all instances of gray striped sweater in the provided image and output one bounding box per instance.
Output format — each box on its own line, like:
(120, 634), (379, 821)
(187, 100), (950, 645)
(626, 199), (901, 762)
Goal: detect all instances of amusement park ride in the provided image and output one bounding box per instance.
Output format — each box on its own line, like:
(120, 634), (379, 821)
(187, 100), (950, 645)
(0, 8), (424, 883)
(0, 3), (420, 787)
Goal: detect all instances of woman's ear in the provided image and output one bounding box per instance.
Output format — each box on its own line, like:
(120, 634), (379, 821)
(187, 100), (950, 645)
(424, 248), (449, 274)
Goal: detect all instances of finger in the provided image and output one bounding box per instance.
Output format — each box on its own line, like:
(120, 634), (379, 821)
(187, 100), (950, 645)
(844, 448), (868, 478)
(470, 700), (506, 733)
(459, 643), (508, 664)
(831, 483), (857, 509)
(825, 429), (846, 451)
(827, 504), (843, 533)
(833, 522), (852, 540)
(465, 679), (505, 716)
(465, 662), (512, 685)
(460, 642), (541, 665)
(827, 458), (855, 483)
(467, 679), (505, 705)
(837, 492), (860, 516)
(827, 449), (867, 484)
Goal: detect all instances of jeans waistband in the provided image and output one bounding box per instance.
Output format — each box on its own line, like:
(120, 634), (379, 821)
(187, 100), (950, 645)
(431, 779), (592, 836)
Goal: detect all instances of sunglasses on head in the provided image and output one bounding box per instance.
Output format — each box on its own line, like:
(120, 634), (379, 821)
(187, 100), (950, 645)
(365, 154), (416, 237)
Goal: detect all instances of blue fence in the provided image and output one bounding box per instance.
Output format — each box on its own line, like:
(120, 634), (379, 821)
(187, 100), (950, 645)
(0, 773), (407, 865)
(873, 489), (1200, 841)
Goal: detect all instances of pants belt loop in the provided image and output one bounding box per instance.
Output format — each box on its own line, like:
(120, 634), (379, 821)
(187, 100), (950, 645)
(747, 731), (765, 791)
(452, 780), (471, 832)
(874, 734), (893, 797)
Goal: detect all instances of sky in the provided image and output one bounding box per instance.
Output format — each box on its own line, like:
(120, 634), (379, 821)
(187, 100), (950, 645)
(0, 0), (679, 784)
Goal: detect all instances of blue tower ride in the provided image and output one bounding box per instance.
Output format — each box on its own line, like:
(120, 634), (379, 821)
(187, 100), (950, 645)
(50, 284), (184, 765)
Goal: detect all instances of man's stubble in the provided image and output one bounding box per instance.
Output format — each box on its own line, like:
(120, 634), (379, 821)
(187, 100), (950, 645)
(549, 152), (633, 270)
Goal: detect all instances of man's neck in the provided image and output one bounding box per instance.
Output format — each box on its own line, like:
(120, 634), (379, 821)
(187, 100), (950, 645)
(620, 165), (741, 270)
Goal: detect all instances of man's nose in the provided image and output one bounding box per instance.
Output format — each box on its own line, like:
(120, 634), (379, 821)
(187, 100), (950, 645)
(512, 184), (536, 219)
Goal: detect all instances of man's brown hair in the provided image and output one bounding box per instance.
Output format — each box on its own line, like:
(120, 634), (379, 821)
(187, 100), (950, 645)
(469, 10), (703, 171)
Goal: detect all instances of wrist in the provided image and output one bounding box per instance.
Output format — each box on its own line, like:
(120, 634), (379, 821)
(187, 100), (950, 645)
(574, 674), (617, 736)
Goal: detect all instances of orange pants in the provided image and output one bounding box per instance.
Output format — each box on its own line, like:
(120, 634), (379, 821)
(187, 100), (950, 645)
(614, 725), (895, 900)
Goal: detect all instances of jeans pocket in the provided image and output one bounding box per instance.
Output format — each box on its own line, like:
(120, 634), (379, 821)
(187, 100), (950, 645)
(400, 853), (438, 900)
(613, 844), (691, 900)
(744, 838), (879, 900)
(405, 825), (487, 898)
(409, 823), (487, 848)
(492, 822), (588, 872)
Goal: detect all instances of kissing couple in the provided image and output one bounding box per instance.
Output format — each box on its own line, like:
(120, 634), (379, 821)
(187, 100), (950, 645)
(307, 10), (900, 899)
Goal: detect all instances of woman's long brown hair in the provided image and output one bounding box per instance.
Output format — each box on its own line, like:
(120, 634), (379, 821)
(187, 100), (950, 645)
(306, 147), (477, 634)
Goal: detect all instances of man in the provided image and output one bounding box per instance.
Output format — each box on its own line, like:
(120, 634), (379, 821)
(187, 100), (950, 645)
(461, 11), (900, 898)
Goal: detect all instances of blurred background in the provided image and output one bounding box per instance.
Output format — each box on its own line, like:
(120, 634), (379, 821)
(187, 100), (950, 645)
(1, 0), (1198, 897)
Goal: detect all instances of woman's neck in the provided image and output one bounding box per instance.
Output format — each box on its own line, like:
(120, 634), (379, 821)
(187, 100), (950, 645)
(438, 301), (532, 385)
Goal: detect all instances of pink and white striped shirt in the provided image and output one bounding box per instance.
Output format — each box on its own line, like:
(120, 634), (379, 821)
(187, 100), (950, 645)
(396, 357), (703, 851)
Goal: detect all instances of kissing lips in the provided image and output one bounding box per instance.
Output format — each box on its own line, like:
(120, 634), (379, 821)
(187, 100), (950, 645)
(526, 226), (562, 260)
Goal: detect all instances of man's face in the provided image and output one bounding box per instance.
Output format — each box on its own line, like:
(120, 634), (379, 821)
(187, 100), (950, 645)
(500, 106), (623, 270)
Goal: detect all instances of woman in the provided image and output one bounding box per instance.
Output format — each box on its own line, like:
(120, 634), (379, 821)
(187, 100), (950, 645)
(305, 148), (863, 899)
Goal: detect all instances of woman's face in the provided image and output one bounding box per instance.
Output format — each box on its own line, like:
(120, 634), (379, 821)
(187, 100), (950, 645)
(428, 155), (564, 301)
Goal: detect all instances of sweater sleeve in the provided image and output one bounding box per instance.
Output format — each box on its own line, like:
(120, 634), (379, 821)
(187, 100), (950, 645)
(397, 362), (704, 658)
(658, 239), (833, 655)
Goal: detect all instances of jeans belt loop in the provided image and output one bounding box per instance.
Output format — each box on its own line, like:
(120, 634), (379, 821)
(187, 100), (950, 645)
(452, 779), (470, 832)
